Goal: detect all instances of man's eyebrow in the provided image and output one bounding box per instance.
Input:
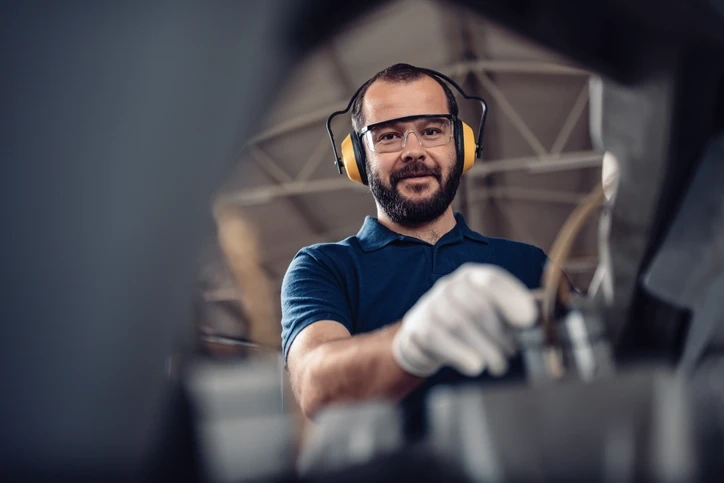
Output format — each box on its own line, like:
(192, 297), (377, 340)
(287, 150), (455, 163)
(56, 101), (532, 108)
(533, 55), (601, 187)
(369, 120), (396, 130)
(367, 117), (419, 131)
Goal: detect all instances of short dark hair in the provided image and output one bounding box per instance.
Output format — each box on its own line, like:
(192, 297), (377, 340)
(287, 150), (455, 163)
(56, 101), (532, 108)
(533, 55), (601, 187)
(351, 63), (458, 131)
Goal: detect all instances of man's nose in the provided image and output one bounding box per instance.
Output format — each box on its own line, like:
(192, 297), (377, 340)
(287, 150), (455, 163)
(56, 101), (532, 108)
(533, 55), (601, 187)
(401, 130), (425, 161)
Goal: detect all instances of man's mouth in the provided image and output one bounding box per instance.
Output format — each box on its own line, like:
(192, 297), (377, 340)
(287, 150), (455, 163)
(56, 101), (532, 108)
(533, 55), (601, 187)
(395, 172), (439, 184)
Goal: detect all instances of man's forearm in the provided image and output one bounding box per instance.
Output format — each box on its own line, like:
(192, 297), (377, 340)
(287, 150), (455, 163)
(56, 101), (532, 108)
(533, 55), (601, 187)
(296, 322), (422, 417)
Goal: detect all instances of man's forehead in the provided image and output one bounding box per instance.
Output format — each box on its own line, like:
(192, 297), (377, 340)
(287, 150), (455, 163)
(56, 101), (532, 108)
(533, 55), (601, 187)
(361, 77), (449, 126)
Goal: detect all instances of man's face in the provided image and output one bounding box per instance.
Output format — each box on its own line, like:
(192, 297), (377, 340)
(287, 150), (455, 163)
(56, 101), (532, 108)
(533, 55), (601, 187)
(361, 77), (461, 227)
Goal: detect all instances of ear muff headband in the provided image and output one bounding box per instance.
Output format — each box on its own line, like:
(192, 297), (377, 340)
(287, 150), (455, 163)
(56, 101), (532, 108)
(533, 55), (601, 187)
(326, 67), (488, 185)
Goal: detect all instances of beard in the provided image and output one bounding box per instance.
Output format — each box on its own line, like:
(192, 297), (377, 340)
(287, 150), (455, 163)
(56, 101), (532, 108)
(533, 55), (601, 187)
(367, 155), (462, 227)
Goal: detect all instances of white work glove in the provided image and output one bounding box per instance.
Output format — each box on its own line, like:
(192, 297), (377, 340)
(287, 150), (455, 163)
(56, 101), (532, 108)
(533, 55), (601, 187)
(392, 263), (538, 378)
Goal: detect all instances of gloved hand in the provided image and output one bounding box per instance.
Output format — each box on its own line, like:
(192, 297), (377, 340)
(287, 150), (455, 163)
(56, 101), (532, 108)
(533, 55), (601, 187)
(392, 263), (538, 378)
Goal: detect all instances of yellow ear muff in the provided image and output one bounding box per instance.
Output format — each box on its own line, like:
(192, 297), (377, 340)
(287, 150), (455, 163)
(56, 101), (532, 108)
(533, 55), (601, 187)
(460, 121), (476, 174)
(340, 134), (364, 184)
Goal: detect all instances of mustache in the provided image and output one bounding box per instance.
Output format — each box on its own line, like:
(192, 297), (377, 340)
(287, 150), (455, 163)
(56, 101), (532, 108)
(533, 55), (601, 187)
(390, 162), (442, 186)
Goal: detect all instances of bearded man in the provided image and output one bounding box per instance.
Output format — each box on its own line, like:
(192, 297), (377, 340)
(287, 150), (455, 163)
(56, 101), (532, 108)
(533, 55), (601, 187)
(281, 64), (548, 432)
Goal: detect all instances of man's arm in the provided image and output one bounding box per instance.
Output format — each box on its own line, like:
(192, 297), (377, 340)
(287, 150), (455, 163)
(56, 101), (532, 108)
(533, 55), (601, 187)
(287, 320), (423, 419)
(284, 263), (538, 420)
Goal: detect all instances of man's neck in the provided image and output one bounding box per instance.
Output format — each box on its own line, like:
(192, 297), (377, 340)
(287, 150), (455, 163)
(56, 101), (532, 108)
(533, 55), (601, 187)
(376, 206), (457, 245)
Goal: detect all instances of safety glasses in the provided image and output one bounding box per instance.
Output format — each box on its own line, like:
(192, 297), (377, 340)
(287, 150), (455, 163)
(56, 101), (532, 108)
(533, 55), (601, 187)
(358, 114), (455, 153)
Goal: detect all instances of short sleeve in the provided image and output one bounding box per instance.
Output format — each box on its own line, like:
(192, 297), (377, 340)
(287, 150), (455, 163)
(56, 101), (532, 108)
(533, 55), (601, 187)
(280, 247), (352, 363)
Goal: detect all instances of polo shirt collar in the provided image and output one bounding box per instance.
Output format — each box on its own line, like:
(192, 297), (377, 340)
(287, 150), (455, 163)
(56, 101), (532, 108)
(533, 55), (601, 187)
(357, 212), (488, 252)
(455, 212), (489, 245)
(357, 216), (400, 252)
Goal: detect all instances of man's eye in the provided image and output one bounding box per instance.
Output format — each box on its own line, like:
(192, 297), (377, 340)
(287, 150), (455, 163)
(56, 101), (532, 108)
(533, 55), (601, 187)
(422, 128), (442, 136)
(378, 132), (399, 142)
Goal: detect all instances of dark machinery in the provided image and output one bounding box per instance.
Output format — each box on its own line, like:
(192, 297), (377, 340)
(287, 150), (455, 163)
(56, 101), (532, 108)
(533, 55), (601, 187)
(2, 0), (724, 482)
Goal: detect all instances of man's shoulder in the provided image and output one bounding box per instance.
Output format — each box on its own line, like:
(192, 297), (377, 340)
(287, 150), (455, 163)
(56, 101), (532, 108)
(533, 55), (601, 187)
(285, 235), (364, 278)
(294, 235), (363, 260)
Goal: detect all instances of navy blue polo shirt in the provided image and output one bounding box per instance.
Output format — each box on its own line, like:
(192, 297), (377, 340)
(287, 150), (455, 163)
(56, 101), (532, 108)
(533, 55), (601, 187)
(281, 211), (547, 359)
(281, 212), (547, 436)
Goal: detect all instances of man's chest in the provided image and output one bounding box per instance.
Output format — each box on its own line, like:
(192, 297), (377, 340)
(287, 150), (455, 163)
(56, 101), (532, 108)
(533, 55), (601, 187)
(347, 243), (496, 334)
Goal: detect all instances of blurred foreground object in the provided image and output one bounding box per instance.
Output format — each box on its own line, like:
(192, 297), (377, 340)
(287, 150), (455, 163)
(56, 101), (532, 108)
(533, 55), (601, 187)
(0, 0), (338, 480)
(186, 359), (295, 483)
